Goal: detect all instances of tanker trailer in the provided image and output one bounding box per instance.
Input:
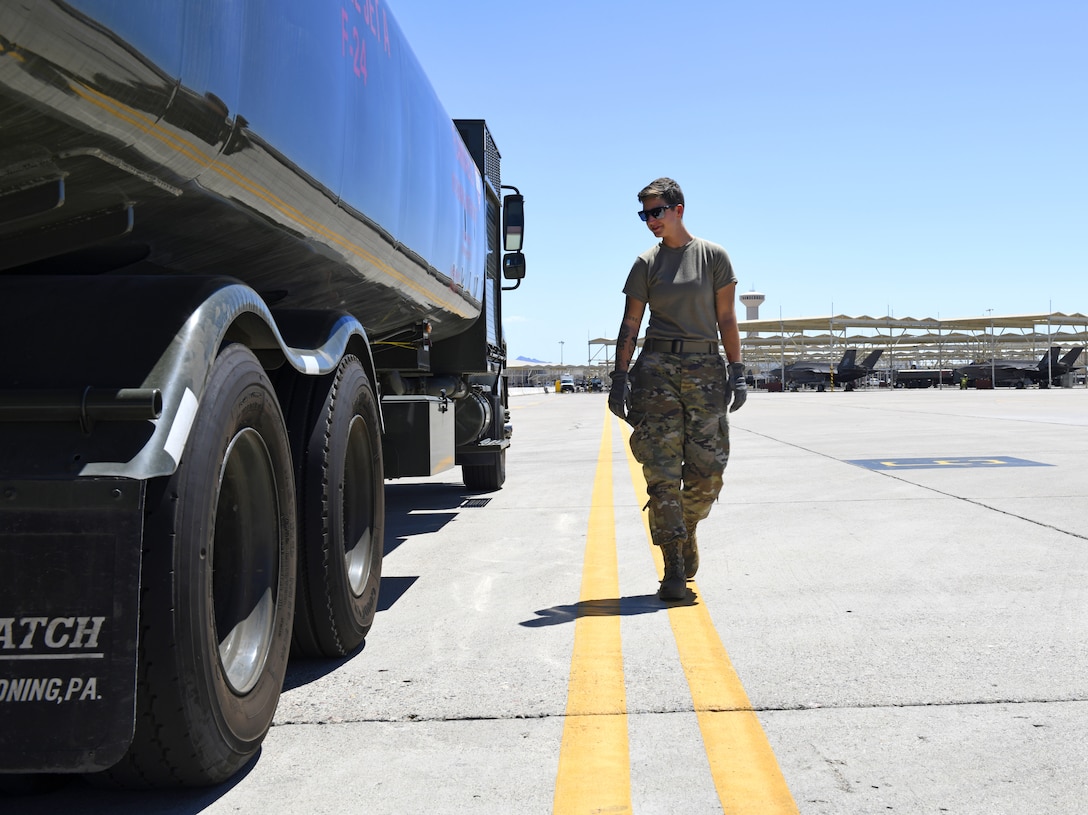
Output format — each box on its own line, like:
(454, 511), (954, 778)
(0, 0), (526, 786)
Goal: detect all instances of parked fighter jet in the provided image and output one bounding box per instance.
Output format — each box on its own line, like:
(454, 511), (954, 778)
(956, 347), (1083, 388)
(770, 349), (884, 390)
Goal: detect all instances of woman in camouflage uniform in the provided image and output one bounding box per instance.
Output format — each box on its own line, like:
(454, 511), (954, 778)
(608, 178), (747, 601)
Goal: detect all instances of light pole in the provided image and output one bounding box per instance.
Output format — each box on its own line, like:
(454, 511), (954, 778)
(1047, 300), (1053, 385)
(559, 341), (564, 366)
(986, 309), (994, 387)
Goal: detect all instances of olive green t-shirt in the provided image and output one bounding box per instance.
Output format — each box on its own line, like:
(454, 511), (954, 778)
(622, 237), (736, 342)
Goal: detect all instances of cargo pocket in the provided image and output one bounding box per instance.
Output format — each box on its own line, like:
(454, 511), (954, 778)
(717, 414), (731, 466)
(625, 357), (651, 461)
(628, 417), (651, 464)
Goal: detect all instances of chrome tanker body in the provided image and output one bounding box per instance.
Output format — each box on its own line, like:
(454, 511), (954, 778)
(0, 0), (526, 786)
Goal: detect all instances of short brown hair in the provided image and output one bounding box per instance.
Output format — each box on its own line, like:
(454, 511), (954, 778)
(637, 177), (684, 207)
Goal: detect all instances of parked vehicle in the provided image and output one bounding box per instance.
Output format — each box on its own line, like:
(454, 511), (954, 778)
(0, 0), (525, 786)
(893, 369), (956, 388)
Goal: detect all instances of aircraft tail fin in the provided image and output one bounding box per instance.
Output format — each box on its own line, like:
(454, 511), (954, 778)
(837, 349), (857, 371)
(859, 349), (883, 369)
(1038, 346), (1061, 370)
(1061, 347), (1084, 368)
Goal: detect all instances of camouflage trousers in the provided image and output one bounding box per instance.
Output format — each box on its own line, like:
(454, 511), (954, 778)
(627, 351), (730, 548)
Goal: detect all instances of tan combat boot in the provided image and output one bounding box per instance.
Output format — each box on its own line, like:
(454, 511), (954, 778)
(682, 529), (699, 579)
(658, 541), (687, 601)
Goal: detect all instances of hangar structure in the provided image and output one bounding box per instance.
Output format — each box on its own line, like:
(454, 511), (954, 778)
(739, 313), (1088, 374)
(582, 313), (1088, 378)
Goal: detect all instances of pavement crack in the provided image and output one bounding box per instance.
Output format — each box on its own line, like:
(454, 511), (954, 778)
(272, 696), (1088, 730)
(749, 696), (1088, 713)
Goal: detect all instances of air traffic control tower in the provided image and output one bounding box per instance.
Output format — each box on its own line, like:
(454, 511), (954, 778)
(739, 290), (765, 336)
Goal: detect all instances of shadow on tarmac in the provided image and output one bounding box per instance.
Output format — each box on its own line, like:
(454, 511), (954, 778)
(0, 749), (259, 814)
(285, 479), (485, 689)
(520, 592), (698, 627)
(384, 481), (478, 555)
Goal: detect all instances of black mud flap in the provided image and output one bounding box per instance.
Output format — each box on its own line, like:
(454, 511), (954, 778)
(0, 479), (143, 773)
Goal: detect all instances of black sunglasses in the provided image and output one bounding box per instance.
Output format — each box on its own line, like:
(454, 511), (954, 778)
(637, 203), (679, 222)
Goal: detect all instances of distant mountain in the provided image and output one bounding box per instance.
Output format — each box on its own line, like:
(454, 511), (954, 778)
(515, 355), (548, 363)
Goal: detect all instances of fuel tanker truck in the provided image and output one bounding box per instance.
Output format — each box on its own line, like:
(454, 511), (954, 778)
(0, 0), (526, 786)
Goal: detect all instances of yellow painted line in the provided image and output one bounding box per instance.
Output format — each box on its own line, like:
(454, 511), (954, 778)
(553, 415), (631, 815)
(622, 424), (799, 814)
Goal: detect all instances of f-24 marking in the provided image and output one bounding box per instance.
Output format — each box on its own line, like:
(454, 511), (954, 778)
(888, 457), (1007, 467)
(847, 456), (1052, 471)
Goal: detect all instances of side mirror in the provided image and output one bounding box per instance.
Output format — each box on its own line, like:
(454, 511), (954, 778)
(502, 252), (526, 280)
(502, 192), (524, 252)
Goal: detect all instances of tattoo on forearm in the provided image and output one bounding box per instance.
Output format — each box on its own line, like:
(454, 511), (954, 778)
(618, 324), (635, 350)
(615, 322), (638, 370)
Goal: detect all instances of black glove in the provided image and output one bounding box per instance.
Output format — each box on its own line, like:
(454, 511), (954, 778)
(608, 371), (630, 421)
(727, 362), (747, 412)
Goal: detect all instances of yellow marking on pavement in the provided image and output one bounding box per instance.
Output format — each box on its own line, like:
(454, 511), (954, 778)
(553, 416), (631, 815)
(622, 424), (800, 814)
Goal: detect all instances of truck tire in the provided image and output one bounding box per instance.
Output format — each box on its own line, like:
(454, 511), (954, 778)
(103, 344), (297, 787)
(285, 356), (384, 657)
(462, 448), (506, 492)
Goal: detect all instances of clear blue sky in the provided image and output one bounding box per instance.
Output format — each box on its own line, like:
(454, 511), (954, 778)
(393, 0), (1086, 365)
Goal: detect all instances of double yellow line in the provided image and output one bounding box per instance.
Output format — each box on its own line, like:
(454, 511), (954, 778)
(553, 415), (798, 814)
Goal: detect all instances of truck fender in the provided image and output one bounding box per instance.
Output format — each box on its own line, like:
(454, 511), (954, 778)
(76, 278), (375, 480)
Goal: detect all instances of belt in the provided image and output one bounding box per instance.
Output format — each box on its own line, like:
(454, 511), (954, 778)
(642, 338), (719, 355)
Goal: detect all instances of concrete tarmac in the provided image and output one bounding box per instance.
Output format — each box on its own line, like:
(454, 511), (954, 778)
(5, 386), (1087, 814)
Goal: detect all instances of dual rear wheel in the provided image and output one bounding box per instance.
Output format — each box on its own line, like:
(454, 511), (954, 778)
(105, 346), (383, 786)
(282, 355), (384, 657)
